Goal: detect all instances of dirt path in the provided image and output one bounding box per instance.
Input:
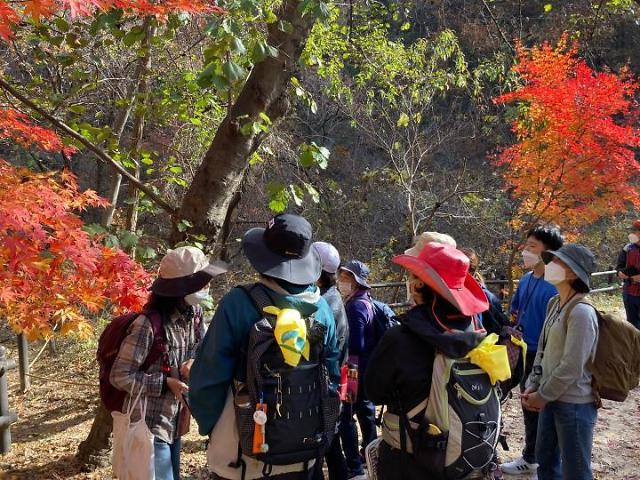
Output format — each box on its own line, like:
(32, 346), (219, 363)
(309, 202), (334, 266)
(0, 334), (638, 479)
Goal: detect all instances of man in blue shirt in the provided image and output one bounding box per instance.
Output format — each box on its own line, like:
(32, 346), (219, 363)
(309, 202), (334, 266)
(501, 225), (564, 476)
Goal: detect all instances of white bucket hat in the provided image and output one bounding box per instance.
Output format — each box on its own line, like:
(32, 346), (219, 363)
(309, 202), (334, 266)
(313, 241), (341, 274)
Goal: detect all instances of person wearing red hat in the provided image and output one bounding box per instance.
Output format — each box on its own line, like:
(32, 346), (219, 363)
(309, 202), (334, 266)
(364, 242), (489, 480)
(615, 220), (640, 330)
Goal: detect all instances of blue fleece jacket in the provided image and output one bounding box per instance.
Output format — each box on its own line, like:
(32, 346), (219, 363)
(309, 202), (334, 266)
(189, 284), (340, 437)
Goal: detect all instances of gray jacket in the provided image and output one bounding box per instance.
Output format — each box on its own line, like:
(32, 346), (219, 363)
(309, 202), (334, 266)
(322, 285), (349, 365)
(526, 294), (599, 404)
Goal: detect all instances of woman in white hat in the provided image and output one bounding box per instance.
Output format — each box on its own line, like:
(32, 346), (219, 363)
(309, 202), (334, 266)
(110, 246), (226, 480)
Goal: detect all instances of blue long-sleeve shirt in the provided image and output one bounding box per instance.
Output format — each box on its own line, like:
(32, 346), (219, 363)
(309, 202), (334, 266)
(510, 272), (557, 352)
(189, 284), (339, 437)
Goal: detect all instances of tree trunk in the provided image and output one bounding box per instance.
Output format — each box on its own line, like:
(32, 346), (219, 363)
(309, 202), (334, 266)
(102, 18), (154, 228)
(173, 0), (316, 243)
(76, 403), (113, 468)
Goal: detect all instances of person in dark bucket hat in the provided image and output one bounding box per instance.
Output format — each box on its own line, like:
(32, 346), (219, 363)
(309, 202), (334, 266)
(242, 213), (322, 285)
(190, 214), (341, 480)
(523, 243), (600, 480)
(339, 260), (371, 290)
(541, 244), (596, 291)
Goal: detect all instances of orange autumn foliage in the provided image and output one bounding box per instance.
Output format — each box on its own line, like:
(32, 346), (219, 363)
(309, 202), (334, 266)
(0, 156), (152, 340)
(0, 0), (224, 41)
(493, 36), (640, 232)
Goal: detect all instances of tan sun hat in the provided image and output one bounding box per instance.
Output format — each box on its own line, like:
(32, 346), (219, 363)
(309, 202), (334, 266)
(405, 231), (457, 256)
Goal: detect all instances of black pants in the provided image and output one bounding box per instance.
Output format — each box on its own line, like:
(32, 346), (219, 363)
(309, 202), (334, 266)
(520, 350), (538, 464)
(312, 434), (349, 480)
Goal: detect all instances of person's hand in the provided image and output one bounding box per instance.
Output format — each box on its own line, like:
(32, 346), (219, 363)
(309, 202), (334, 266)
(166, 376), (189, 400)
(180, 359), (194, 380)
(522, 391), (547, 412)
(631, 274), (640, 283)
(617, 271), (628, 280)
(520, 386), (535, 408)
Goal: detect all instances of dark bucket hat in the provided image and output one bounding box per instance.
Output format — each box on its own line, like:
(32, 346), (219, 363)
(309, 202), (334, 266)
(339, 260), (371, 289)
(542, 244), (596, 290)
(242, 214), (321, 285)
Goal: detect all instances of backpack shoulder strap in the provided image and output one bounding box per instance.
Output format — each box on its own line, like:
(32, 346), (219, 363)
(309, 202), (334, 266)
(140, 311), (167, 370)
(239, 283), (275, 319)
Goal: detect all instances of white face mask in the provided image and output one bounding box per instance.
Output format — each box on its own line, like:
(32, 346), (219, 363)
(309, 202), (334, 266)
(522, 249), (541, 269)
(185, 289), (210, 306)
(544, 262), (566, 285)
(338, 281), (353, 297)
(629, 233), (639, 244)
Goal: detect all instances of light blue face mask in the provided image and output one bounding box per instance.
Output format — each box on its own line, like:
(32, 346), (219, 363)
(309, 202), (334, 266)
(185, 289), (210, 306)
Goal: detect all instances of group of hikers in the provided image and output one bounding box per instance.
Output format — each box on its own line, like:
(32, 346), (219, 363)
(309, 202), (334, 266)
(100, 213), (640, 480)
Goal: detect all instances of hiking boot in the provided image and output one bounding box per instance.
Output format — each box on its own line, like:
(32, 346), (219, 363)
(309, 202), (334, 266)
(500, 457), (538, 475)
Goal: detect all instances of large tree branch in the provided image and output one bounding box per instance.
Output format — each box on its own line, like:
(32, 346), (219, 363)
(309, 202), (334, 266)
(0, 76), (177, 215)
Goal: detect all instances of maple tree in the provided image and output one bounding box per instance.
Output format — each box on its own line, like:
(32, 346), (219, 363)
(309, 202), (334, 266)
(493, 35), (640, 234)
(0, 0), (223, 41)
(0, 118), (152, 340)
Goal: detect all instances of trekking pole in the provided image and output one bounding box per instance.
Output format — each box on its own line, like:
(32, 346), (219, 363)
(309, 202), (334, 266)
(0, 346), (19, 455)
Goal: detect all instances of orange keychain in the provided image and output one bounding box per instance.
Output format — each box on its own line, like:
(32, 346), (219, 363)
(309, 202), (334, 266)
(252, 403), (268, 454)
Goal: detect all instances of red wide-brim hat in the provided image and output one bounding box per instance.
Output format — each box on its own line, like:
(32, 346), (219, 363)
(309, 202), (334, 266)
(393, 242), (489, 316)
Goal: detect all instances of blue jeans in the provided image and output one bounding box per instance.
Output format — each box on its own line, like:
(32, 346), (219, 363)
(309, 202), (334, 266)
(535, 401), (597, 480)
(623, 293), (640, 329)
(339, 390), (377, 477)
(154, 437), (181, 480)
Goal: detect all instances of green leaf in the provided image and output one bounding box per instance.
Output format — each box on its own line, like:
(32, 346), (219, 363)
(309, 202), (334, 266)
(266, 181), (289, 213)
(230, 36), (246, 55)
(222, 60), (246, 83)
(544, 3), (552, 12)
(119, 231), (139, 250)
(177, 219), (193, 233)
(400, 22), (411, 31)
(169, 165), (183, 174)
(397, 113), (410, 127)
(83, 223), (107, 237)
(304, 182), (320, 203)
(290, 184), (304, 207)
(136, 246), (157, 261)
(190, 117), (202, 126)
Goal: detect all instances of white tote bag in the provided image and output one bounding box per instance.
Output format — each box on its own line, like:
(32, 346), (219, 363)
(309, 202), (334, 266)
(112, 386), (155, 480)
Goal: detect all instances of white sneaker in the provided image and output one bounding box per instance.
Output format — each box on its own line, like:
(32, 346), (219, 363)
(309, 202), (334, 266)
(501, 457), (538, 475)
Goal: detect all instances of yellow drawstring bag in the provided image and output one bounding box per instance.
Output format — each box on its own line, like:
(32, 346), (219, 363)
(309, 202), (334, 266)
(466, 333), (511, 385)
(264, 306), (310, 367)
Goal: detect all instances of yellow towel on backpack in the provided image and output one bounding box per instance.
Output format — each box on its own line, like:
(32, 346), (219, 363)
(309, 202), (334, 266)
(466, 333), (511, 385)
(264, 306), (310, 367)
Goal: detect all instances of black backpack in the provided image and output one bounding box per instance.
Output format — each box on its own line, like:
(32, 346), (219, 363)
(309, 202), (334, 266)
(232, 284), (340, 477)
(370, 298), (398, 344)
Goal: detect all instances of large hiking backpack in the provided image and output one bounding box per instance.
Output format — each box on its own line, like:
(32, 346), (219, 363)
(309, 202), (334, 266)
(96, 311), (166, 412)
(563, 298), (640, 402)
(370, 298), (399, 344)
(233, 284), (340, 473)
(399, 353), (501, 480)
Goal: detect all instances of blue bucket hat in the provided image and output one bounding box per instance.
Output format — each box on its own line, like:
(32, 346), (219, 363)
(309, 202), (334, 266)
(339, 260), (371, 289)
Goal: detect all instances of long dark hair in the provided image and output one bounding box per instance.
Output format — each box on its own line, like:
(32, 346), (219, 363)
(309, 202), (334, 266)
(144, 294), (185, 317)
